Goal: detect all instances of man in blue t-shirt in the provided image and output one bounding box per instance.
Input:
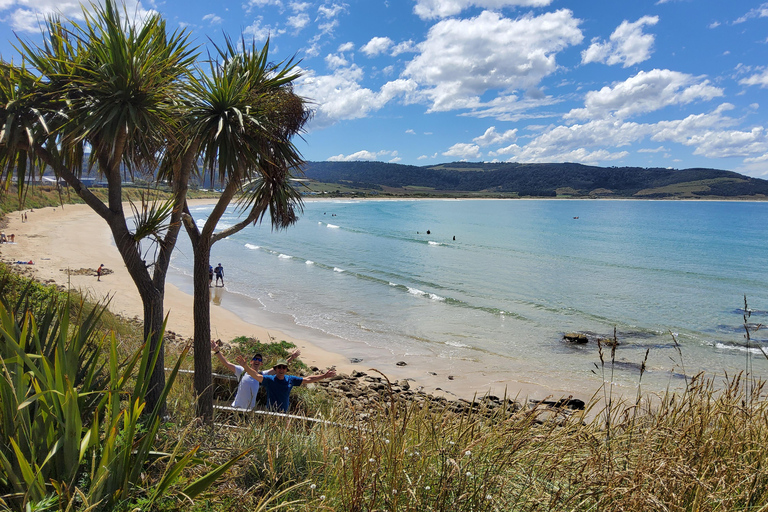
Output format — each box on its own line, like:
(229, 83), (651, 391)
(211, 340), (300, 409)
(236, 356), (336, 412)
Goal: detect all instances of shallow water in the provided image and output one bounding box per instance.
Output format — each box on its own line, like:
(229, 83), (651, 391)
(169, 199), (768, 398)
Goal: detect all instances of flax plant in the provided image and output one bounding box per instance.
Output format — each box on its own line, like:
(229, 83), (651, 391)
(0, 290), (247, 511)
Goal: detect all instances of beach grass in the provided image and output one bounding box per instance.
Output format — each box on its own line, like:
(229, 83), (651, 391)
(160, 370), (768, 511)
(2, 264), (768, 511)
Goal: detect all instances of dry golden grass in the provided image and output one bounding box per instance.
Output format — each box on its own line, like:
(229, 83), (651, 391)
(156, 356), (768, 512)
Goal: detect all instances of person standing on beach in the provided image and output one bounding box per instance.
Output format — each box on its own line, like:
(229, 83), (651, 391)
(97, 264), (104, 281)
(211, 340), (301, 409)
(214, 263), (224, 287)
(235, 354), (336, 412)
(209, 265), (214, 287)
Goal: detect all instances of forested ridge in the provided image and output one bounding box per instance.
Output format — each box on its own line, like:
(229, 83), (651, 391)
(303, 160), (768, 198)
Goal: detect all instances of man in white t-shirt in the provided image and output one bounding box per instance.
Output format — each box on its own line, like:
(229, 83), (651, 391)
(210, 340), (300, 409)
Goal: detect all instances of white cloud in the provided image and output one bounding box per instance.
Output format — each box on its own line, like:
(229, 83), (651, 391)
(289, 1), (311, 11)
(489, 144), (520, 156)
(360, 36), (393, 56)
(404, 10), (583, 113)
(413, 0), (553, 20)
(498, 102), (767, 166)
(637, 146), (668, 153)
(318, 19), (339, 36)
(337, 41), (355, 52)
(566, 69), (723, 120)
(473, 126), (518, 146)
(458, 94), (561, 121)
(328, 150), (377, 161)
(327, 149), (397, 161)
(3, 0), (156, 32)
(317, 2), (346, 19)
(287, 13), (310, 31)
(443, 142), (482, 159)
(406, 129), (416, 134)
(686, 127), (768, 159)
(511, 119), (649, 163)
(296, 65), (418, 127)
(360, 37), (415, 57)
(650, 105), (768, 158)
(739, 69), (768, 88)
(734, 3), (768, 24)
(244, 18), (286, 40)
(202, 13), (223, 25)
(303, 41), (322, 58)
(245, 0), (283, 12)
(391, 40), (416, 56)
(325, 53), (348, 69)
(581, 16), (658, 68)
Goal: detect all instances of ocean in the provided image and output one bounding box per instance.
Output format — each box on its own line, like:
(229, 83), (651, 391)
(168, 199), (768, 400)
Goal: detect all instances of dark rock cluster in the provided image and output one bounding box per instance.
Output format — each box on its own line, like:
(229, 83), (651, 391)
(317, 370), (523, 420)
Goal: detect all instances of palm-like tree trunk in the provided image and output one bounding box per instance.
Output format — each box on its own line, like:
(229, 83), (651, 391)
(191, 236), (213, 419)
(184, 173), (243, 421)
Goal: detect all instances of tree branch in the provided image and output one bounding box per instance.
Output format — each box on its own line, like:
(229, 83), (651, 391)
(211, 195), (268, 244)
(33, 146), (112, 220)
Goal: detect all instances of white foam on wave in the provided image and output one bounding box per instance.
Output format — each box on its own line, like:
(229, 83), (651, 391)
(445, 340), (469, 348)
(196, 218), (232, 231)
(389, 282), (398, 287)
(428, 241), (442, 246)
(327, 224), (340, 229)
(406, 287), (445, 301)
(244, 243), (260, 250)
(334, 267), (345, 273)
(278, 254), (292, 259)
(306, 260), (315, 265)
(715, 342), (767, 355)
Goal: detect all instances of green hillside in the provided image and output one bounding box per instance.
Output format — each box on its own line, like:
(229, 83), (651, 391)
(301, 161), (768, 199)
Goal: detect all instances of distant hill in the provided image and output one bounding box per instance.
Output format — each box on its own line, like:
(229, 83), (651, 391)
(302, 161), (768, 199)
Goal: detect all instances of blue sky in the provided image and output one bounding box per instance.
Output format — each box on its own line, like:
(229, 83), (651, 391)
(2, 1), (768, 177)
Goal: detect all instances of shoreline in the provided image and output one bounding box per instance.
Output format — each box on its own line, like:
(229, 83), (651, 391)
(0, 201), (596, 404)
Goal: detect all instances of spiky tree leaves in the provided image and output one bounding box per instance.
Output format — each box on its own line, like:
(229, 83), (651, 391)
(177, 36), (310, 420)
(0, 0), (197, 415)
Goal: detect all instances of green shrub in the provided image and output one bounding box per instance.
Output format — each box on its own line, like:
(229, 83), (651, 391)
(0, 289), (247, 511)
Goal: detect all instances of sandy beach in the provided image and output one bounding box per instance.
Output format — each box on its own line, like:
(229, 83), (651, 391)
(0, 201), (591, 404)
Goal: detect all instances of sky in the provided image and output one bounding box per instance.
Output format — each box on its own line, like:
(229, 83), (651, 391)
(1, 1), (768, 177)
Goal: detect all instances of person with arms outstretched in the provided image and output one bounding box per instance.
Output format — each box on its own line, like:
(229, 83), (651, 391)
(211, 340), (300, 410)
(236, 354), (335, 412)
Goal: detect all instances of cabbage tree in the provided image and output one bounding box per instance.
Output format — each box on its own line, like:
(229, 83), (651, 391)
(176, 36), (310, 420)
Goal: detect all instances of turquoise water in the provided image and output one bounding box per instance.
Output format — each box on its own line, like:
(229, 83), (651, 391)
(170, 199), (768, 397)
